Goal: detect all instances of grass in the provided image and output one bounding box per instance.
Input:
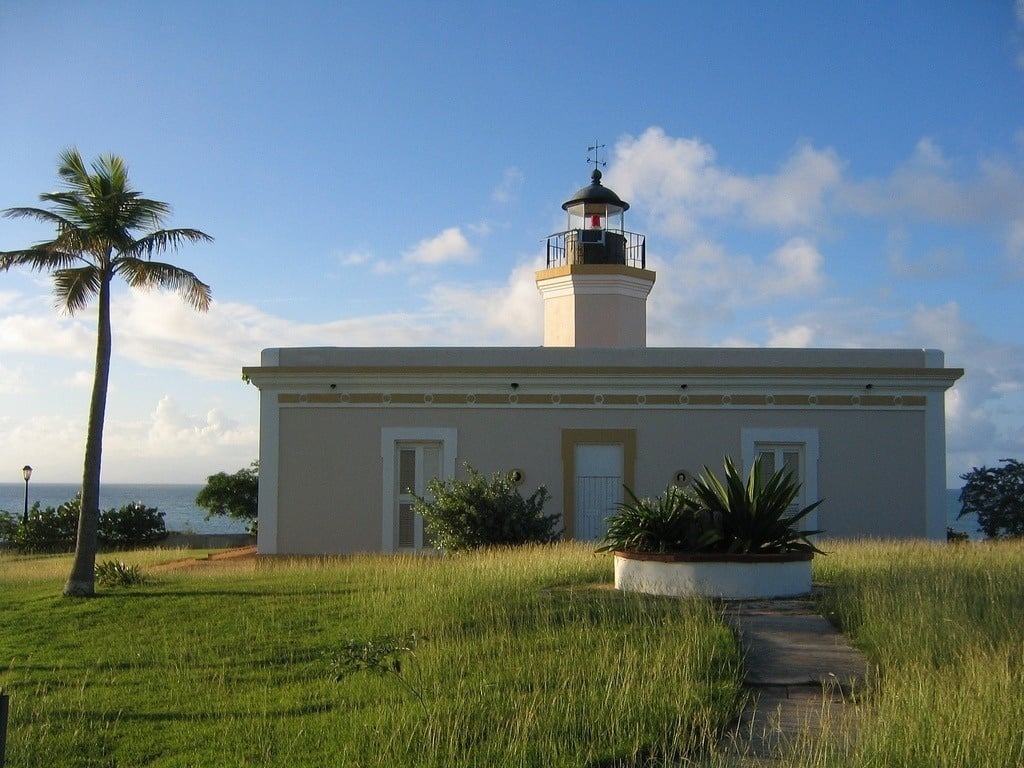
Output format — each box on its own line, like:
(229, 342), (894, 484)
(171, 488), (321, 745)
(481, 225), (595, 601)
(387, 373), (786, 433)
(0, 544), (741, 767)
(2, 540), (1023, 767)
(806, 539), (1024, 767)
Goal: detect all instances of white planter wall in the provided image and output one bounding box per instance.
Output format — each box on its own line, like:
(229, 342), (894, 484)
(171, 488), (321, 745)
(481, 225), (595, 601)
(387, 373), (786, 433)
(614, 553), (812, 599)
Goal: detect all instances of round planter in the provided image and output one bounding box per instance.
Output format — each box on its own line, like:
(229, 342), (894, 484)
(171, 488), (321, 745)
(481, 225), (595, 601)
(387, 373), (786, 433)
(613, 550), (813, 599)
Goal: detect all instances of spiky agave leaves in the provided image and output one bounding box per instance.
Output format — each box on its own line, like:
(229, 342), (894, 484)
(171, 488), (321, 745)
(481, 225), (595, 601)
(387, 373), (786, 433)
(689, 456), (825, 555)
(597, 484), (717, 554)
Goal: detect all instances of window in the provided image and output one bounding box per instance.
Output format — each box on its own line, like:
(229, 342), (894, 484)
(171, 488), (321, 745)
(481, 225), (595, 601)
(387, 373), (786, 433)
(742, 428), (819, 525)
(381, 428), (457, 553)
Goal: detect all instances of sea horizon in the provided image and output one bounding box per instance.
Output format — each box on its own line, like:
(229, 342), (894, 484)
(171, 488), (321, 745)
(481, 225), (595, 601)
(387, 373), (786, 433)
(0, 482), (248, 535)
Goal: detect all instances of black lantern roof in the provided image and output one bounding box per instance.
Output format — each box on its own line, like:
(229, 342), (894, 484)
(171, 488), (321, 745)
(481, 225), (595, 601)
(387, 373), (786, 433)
(561, 169), (630, 216)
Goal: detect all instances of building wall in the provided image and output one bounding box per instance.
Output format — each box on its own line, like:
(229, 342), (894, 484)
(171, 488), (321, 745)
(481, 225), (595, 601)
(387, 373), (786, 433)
(267, 401), (927, 554)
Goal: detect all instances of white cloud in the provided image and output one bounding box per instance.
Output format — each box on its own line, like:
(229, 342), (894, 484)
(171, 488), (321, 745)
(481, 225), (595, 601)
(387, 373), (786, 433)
(0, 312), (93, 357)
(767, 322), (816, 348)
(425, 259), (544, 345)
(609, 127), (842, 235)
(491, 167), (524, 204)
(338, 250), (372, 266)
(761, 238), (827, 297)
(0, 363), (27, 394)
(402, 226), (478, 265)
(840, 139), (1024, 228)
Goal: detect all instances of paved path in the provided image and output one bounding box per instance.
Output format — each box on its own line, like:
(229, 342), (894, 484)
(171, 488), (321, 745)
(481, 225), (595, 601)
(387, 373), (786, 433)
(718, 597), (871, 764)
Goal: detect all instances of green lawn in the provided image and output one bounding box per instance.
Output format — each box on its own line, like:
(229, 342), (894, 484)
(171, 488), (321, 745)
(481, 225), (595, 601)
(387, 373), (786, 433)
(2, 540), (1022, 767)
(0, 544), (741, 767)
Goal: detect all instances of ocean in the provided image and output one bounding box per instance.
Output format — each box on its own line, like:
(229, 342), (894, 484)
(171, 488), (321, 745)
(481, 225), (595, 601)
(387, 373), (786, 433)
(0, 483), (248, 535)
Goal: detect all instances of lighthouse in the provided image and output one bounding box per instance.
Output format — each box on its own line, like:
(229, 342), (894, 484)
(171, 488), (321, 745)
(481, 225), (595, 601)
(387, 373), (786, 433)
(536, 167), (656, 347)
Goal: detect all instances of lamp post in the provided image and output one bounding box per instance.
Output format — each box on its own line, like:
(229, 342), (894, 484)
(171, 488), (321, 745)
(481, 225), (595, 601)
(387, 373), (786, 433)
(22, 465), (32, 524)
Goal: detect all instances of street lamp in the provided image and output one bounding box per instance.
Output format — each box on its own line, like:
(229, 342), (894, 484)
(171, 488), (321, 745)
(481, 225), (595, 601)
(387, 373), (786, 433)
(22, 465), (32, 524)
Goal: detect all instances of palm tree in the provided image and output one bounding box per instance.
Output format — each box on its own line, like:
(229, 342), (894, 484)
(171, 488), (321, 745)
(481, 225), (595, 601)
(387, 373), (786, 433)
(0, 148), (212, 596)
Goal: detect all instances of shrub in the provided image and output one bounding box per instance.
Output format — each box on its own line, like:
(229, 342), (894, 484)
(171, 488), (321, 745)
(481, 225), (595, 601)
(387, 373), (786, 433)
(11, 499), (79, 553)
(94, 560), (145, 588)
(413, 464), (560, 552)
(3, 495), (167, 553)
(598, 456), (824, 555)
(98, 501), (168, 548)
(689, 456), (824, 554)
(0, 510), (19, 544)
(596, 484), (713, 554)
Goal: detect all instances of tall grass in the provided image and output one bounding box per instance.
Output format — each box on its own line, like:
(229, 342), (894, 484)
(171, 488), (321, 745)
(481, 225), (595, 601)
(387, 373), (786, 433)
(802, 539), (1024, 767)
(0, 543), (742, 767)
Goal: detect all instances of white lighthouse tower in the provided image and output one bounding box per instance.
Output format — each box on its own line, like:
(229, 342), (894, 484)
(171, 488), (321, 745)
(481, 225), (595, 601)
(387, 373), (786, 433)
(535, 166), (656, 347)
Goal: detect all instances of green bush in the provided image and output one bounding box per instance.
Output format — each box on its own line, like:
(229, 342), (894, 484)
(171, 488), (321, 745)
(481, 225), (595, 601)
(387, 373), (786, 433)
(98, 501), (167, 548)
(689, 456), (824, 554)
(413, 464), (560, 552)
(3, 495), (167, 553)
(0, 510), (19, 544)
(599, 456), (825, 555)
(11, 499), (80, 553)
(596, 484), (713, 554)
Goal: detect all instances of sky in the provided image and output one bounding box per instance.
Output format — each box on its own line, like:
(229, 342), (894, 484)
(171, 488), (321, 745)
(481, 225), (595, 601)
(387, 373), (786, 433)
(1, 1), (1023, 486)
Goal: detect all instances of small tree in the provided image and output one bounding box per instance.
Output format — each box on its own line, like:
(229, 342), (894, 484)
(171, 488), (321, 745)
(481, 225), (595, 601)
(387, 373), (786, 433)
(413, 465), (560, 552)
(958, 459), (1024, 539)
(196, 462), (259, 534)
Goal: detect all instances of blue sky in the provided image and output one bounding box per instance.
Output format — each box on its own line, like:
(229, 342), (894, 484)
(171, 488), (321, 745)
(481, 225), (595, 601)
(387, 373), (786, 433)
(1, 1), (1023, 485)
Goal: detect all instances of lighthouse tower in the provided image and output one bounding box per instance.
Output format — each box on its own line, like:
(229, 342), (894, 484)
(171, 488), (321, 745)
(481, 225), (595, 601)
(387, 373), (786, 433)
(536, 168), (656, 347)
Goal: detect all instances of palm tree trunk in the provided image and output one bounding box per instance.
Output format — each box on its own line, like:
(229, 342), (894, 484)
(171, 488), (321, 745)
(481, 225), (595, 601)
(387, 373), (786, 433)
(63, 273), (112, 597)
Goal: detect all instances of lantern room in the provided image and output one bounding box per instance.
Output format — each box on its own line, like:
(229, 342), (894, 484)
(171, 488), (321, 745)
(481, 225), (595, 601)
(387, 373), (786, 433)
(546, 169), (646, 268)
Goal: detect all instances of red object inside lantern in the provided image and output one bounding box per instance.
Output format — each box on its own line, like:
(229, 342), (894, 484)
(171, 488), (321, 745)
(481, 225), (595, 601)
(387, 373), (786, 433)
(590, 214), (602, 228)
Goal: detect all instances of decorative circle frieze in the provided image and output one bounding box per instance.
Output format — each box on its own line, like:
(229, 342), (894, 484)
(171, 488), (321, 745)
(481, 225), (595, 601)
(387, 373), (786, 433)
(594, 394), (604, 404)
(679, 394), (689, 405)
(551, 394), (561, 404)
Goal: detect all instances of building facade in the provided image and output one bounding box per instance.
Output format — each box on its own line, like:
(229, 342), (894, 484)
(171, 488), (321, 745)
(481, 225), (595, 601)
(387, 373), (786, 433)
(243, 170), (963, 555)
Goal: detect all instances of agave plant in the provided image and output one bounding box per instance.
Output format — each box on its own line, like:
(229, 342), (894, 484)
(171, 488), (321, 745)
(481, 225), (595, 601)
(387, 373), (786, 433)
(689, 456), (824, 555)
(596, 484), (714, 553)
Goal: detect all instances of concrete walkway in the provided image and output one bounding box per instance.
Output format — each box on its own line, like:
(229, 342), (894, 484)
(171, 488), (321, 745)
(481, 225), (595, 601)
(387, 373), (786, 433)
(718, 596), (872, 764)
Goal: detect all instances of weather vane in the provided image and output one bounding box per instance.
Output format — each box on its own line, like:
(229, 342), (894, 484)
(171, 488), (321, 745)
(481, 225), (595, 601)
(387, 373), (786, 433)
(586, 141), (607, 170)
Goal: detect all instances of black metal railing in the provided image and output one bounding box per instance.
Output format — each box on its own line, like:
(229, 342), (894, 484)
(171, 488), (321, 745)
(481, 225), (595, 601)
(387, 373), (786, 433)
(545, 229), (646, 269)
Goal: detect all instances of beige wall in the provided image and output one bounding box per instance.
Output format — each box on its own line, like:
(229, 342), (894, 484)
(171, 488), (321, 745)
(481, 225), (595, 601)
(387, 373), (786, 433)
(270, 403), (928, 554)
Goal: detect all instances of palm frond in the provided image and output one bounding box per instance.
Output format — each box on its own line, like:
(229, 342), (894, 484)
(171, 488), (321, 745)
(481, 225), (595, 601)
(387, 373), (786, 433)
(3, 205), (77, 229)
(53, 267), (101, 315)
(128, 228), (214, 257)
(116, 258), (212, 311)
(0, 247), (83, 273)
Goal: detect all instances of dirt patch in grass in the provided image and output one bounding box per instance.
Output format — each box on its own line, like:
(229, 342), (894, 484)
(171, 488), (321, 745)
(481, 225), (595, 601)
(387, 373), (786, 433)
(147, 545), (258, 572)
